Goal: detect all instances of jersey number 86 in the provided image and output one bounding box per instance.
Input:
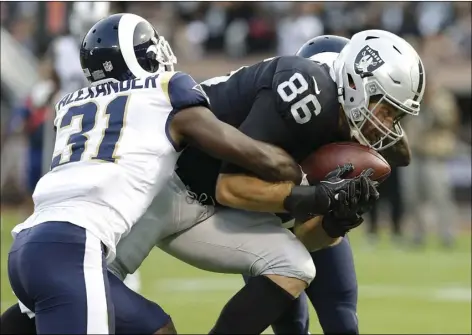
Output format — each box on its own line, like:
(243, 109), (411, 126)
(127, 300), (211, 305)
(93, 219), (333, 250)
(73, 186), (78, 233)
(277, 73), (322, 124)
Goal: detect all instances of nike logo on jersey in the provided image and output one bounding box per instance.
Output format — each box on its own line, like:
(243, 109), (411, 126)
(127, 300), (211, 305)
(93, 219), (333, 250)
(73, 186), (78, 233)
(193, 84), (211, 104)
(312, 76), (321, 95)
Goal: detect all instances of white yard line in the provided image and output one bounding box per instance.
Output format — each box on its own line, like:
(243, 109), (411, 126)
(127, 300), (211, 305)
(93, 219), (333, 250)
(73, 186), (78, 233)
(153, 277), (471, 303)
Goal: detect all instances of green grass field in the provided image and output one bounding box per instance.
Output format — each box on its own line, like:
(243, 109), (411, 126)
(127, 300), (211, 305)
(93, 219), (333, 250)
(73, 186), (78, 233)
(1, 211), (471, 334)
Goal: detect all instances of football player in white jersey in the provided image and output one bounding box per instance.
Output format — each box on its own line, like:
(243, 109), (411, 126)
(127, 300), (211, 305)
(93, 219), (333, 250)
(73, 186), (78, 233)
(6, 13), (308, 334)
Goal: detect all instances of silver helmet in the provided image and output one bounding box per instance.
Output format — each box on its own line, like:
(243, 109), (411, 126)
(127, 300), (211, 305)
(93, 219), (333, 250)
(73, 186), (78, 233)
(333, 30), (425, 151)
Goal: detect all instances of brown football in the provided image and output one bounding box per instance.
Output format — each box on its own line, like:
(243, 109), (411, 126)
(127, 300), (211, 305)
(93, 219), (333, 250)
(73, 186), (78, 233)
(301, 142), (391, 184)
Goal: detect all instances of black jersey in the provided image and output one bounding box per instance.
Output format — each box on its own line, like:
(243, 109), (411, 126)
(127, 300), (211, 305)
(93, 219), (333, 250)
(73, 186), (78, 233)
(176, 56), (347, 205)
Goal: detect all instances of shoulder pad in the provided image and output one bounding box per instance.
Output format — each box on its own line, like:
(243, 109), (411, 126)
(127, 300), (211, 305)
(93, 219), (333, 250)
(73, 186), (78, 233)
(162, 72), (211, 111)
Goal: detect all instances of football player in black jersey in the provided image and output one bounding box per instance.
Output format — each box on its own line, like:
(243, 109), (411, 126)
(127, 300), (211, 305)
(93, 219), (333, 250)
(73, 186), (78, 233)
(239, 34), (359, 335)
(173, 30), (424, 334)
(241, 34), (362, 335)
(243, 34), (417, 335)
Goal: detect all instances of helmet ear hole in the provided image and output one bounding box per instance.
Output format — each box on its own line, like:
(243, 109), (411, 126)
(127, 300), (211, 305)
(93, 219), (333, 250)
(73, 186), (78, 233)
(347, 74), (356, 89)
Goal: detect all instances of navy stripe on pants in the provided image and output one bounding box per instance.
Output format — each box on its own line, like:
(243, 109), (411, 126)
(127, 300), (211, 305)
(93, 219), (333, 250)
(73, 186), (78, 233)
(13, 270), (173, 334)
(8, 221), (114, 334)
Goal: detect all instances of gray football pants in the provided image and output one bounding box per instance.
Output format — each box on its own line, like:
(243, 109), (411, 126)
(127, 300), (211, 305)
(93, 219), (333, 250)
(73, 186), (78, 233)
(108, 173), (316, 286)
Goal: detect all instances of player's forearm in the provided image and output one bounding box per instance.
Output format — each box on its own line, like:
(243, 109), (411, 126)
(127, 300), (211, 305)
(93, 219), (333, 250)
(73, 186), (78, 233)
(173, 107), (301, 183)
(216, 174), (294, 212)
(262, 145), (303, 184)
(380, 135), (411, 167)
(293, 216), (342, 252)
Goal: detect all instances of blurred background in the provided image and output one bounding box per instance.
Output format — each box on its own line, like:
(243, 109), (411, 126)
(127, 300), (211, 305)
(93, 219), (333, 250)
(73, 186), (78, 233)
(1, 2), (471, 334)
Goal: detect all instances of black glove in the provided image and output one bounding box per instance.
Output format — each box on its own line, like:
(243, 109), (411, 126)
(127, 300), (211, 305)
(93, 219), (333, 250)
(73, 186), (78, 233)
(356, 168), (381, 215)
(332, 168), (380, 219)
(322, 168), (379, 238)
(321, 211), (364, 238)
(283, 163), (358, 222)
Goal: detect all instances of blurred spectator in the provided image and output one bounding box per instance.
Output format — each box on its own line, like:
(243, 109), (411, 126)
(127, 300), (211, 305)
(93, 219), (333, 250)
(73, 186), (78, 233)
(2, 1), (470, 61)
(403, 80), (461, 248)
(381, 2), (420, 38)
(8, 15), (36, 54)
(47, 33), (87, 95)
(446, 2), (472, 58)
(366, 168), (405, 245)
(321, 2), (349, 36)
(276, 3), (324, 55)
(6, 59), (60, 196)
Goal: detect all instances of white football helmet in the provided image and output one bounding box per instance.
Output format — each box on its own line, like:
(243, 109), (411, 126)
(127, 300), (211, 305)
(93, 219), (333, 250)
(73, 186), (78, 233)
(333, 30), (426, 151)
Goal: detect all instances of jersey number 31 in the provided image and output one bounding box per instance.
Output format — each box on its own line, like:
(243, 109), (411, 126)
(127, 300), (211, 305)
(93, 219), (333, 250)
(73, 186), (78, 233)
(277, 73), (321, 124)
(51, 95), (128, 169)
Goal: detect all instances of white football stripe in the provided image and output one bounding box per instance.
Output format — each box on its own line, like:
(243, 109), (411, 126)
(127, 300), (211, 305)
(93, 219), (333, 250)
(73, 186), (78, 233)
(118, 13), (151, 79)
(152, 277), (471, 303)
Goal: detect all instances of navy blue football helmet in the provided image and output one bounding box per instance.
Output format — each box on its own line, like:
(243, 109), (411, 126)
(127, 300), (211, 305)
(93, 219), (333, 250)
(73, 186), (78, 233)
(80, 13), (177, 84)
(296, 35), (350, 59)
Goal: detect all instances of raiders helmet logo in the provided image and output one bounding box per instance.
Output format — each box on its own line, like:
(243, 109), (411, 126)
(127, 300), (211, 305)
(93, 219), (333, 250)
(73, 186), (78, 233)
(354, 46), (384, 74)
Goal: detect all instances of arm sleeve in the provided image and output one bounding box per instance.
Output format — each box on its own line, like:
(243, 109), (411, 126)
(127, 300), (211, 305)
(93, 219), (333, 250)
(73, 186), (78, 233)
(167, 72), (211, 113)
(219, 89), (290, 175)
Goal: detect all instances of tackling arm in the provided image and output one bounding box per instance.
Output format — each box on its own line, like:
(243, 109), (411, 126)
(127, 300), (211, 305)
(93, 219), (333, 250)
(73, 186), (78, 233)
(165, 72), (302, 183)
(172, 106), (302, 184)
(214, 89), (306, 213)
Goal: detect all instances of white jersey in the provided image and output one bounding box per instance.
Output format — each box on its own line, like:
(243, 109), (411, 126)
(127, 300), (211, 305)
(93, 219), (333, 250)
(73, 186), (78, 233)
(13, 71), (210, 262)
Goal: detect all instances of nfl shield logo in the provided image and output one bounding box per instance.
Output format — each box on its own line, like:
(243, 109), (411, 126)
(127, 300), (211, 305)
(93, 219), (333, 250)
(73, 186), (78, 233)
(103, 61), (113, 72)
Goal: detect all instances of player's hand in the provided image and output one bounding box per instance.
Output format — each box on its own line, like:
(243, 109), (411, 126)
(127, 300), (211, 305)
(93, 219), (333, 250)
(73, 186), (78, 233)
(283, 163), (360, 221)
(321, 211), (364, 238)
(318, 163), (356, 199)
(355, 168), (380, 215)
(317, 163), (361, 211)
(331, 168), (380, 218)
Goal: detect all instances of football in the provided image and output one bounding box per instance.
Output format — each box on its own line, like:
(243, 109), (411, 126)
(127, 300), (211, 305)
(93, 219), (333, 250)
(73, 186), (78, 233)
(301, 142), (391, 184)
